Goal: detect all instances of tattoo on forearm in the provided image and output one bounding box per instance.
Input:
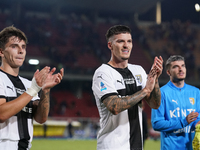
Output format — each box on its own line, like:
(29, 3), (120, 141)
(150, 81), (161, 107)
(103, 90), (147, 114)
(38, 91), (50, 118)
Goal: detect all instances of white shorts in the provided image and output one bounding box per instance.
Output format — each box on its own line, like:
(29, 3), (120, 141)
(0, 139), (31, 150)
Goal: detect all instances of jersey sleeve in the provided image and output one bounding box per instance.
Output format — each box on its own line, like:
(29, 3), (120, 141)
(92, 69), (118, 102)
(0, 76), (6, 98)
(140, 66), (147, 89)
(151, 90), (188, 132)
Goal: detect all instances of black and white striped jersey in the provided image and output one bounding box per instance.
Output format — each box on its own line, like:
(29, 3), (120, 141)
(0, 69), (39, 147)
(92, 63), (147, 150)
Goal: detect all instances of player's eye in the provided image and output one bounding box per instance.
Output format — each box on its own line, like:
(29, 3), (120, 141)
(117, 40), (123, 43)
(11, 45), (16, 48)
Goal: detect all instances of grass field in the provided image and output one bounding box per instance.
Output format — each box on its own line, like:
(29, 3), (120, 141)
(31, 138), (160, 150)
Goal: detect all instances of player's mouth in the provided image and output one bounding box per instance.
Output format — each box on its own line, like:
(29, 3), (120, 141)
(122, 49), (129, 53)
(16, 57), (24, 61)
(178, 72), (184, 76)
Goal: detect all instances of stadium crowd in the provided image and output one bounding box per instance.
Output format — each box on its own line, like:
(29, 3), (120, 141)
(0, 11), (200, 118)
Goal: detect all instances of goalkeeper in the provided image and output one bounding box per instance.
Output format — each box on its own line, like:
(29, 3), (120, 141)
(151, 55), (200, 150)
(0, 26), (64, 150)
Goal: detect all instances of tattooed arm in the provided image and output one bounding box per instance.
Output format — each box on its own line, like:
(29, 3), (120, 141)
(144, 79), (161, 109)
(103, 56), (163, 115)
(33, 89), (50, 123)
(144, 56), (163, 109)
(33, 68), (64, 124)
(145, 56), (163, 109)
(103, 69), (158, 115)
(103, 88), (150, 115)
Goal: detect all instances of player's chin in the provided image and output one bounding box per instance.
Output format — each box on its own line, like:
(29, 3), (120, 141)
(177, 77), (185, 81)
(12, 63), (23, 68)
(121, 57), (129, 60)
(15, 60), (24, 66)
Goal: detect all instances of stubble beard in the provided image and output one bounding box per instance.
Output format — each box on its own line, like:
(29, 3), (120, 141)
(172, 77), (185, 83)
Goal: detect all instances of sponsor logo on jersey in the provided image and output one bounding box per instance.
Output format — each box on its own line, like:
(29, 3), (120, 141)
(169, 107), (196, 134)
(97, 74), (103, 80)
(7, 86), (14, 91)
(189, 97), (195, 105)
(117, 79), (123, 85)
(135, 74), (142, 84)
(16, 88), (25, 95)
(172, 99), (178, 105)
(174, 126), (194, 133)
(100, 82), (107, 91)
(124, 78), (135, 84)
(170, 107), (195, 118)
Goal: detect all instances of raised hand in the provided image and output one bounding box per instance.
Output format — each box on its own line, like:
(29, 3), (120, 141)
(34, 66), (50, 87)
(144, 67), (157, 94)
(151, 56), (163, 79)
(143, 56), (162, 109)
(42, 67), (64, 90)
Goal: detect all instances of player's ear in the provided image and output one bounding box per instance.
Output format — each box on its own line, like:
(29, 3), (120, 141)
(166, 70), (170, 76)
(0, 48), (4, 57)
(108, 41), (112, 50)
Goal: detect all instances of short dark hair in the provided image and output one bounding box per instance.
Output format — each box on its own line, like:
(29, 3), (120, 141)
(165, 55), (185, 70)
(105, 25), (131, 42)
(0, 25), (28, 50)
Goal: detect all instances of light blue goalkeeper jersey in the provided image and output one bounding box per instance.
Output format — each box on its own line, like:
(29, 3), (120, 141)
(151, 81), (200, 150)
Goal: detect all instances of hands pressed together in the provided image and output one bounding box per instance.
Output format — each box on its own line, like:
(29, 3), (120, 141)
(34, 66), (64, 90)
(145, 56), (163, 94)
(26, 66), (64, 97)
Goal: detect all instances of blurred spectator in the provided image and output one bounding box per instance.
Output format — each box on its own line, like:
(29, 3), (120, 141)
(68, 119), (73, 138)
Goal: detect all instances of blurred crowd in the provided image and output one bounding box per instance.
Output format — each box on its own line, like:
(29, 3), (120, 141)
(1, 12), (200, 80)
(1, 11), (200, 119)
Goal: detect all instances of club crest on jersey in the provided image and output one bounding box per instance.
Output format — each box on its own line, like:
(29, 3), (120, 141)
(100, 82), (107, 91)
(135, 74), (142, 84)
(189, 98), (195, 105)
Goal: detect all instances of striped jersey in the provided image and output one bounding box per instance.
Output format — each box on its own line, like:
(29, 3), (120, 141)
(92, 63), (147, 150)
(0, 69), (39, 149)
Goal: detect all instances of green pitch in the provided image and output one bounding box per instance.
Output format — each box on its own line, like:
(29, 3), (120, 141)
(31, 139), (97, 150)
(31, 138), (160, 150)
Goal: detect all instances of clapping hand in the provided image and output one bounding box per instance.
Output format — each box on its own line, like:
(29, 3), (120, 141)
(42, 67), (64, 91)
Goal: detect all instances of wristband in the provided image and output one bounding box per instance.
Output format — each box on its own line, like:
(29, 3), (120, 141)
(26, 77), (42, 97)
